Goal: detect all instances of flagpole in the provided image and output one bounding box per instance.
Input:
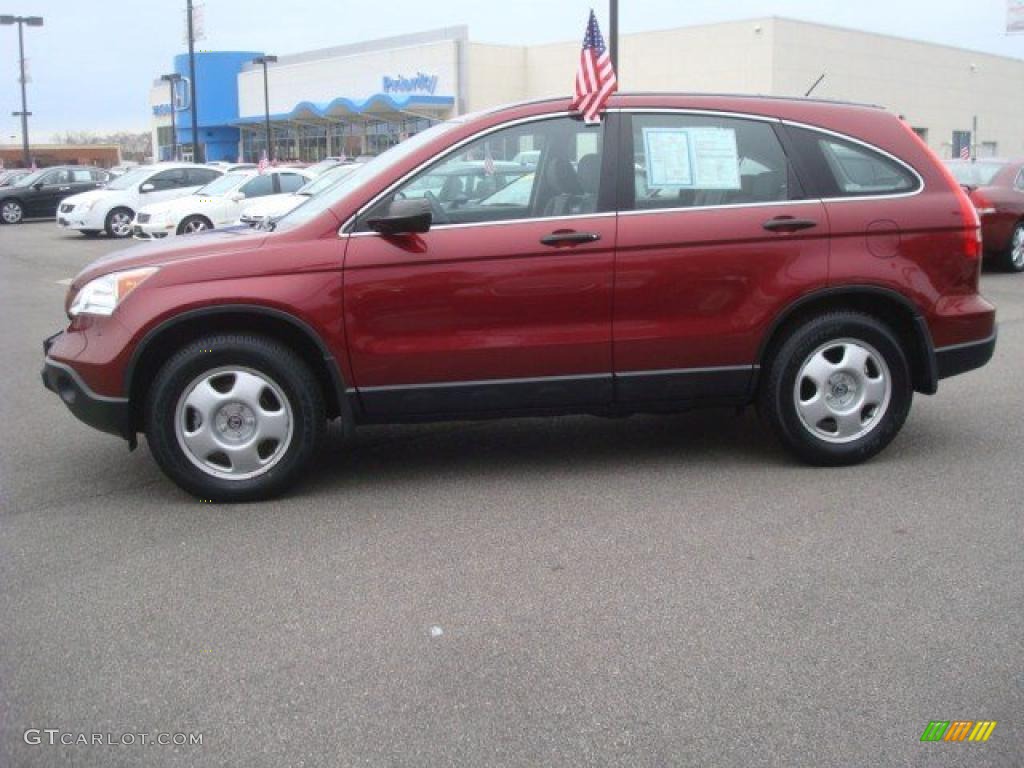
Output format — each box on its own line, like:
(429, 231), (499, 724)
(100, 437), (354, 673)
(609, 0), (619, 73)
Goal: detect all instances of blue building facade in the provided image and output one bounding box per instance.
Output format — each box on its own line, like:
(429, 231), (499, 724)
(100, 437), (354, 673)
(153, 50), (262, 162)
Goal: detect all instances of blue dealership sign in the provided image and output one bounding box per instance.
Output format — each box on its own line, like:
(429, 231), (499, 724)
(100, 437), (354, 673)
(382, 72), (439, 95)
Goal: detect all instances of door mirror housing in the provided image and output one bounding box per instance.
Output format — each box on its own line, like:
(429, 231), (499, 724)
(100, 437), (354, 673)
(366, 198), (432, 235)
(32, 181), (44, 190)
(230, 191), (246, 202)
(140, 182), (155, 193)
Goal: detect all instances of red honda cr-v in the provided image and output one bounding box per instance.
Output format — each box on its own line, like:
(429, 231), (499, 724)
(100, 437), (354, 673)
(42, 94), (997, 501)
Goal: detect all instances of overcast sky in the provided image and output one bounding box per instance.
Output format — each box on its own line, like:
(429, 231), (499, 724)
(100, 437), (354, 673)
(2, 0), (1022, 140)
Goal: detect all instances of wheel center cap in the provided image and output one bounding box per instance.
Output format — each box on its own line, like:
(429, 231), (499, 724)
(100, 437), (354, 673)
(826, 373), (857, 407)
(215, 403), (257, 442)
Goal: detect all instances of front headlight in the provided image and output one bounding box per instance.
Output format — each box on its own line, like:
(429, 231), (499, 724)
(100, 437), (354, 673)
(68, 267), (158, 317)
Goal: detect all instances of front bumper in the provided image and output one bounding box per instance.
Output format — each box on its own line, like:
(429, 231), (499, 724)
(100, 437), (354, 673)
(42, 333), (132, 440)
(935, 329), (997, 379)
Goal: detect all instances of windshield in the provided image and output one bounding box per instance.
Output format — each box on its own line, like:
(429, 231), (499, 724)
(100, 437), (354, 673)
(195, 172), (249, 196)
(297, 164), (360, 197)
(13, 169), (47, 187)
(945, 161), (1008, 187)
(104, 167), (153, 190)
(274, 120), (462, 231)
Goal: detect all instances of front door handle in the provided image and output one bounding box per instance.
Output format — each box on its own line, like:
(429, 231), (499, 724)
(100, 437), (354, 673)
(763, 216), (818, 233)
(540, 231), (601, 246)
(58, 186), (71, 191)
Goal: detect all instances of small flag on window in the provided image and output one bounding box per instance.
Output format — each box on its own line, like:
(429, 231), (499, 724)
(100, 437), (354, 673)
(483, 144), (495, 176)
(30, 157), (37, 170)
(258, 150), (269, 174)
(570, 9), (618, 124)
(960, 144), (970, 160)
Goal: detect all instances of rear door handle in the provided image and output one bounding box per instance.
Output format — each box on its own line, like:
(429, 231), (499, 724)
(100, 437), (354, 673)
(763, 216), (818, 233)
(540, 231), (601, 246)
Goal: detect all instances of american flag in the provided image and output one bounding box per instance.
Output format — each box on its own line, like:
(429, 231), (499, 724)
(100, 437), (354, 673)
(570, 9), (618, 125)
(960, 144), (970, 160)
(258, 150), (269, 174)
(483, 144), (495, 175)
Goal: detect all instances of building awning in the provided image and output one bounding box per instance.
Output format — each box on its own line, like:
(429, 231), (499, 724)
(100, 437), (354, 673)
(235, 93), (453, 124)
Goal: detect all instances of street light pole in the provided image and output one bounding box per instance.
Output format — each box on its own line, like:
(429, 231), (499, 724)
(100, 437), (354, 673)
(1, 14), (44, 167)
(186, 0), (201, 162)
(252, 55), (278, 162)
(609, 0), (619, 74)
(161, 74), (182, 161)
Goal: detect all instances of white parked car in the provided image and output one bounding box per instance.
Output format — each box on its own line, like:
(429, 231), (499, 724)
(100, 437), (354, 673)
(57, 163), (223, 238)
(133, 168), (313, 239)
(238, 163), (362, 228)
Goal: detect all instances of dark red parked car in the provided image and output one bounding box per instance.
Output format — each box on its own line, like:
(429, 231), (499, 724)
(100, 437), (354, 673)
(945, 158), (1024, 272)
(42, 94), (997, 501)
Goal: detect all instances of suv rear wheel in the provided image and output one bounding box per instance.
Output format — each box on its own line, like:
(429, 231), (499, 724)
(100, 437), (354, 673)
(758, 312), (912, 466)
(145, 334), (325, 501)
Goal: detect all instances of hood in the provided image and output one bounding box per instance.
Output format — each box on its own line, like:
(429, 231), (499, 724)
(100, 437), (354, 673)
(241, 193), (304, 219)
(63, 189), (111, 207)
(139, 194), (222, 218)
(71, 227), (267, 291)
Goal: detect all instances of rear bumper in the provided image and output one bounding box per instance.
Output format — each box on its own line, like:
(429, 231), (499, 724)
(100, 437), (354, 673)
(935, 329), (997, 379)
(42, 334), (132, 439)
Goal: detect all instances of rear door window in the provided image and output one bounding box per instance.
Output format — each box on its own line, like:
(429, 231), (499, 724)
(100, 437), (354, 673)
(240, 174), (275, 198)
(787, 127), (920, 198)
(277, 173), (307, 194)
(626, 114), (797, 211)
(186, 168), (221, 186)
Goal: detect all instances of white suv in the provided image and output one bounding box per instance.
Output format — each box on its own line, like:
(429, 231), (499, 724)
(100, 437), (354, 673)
(57, 163), (223, 238)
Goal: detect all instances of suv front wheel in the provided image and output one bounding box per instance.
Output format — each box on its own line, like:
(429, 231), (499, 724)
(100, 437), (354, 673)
(759, 312), (912, 466)
(145, 334), (325, 501)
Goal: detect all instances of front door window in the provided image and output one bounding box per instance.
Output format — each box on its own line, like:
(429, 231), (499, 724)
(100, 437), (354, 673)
(358, 116), (605, 230)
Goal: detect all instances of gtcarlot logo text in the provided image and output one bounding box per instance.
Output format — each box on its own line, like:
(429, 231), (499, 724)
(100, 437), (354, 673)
(24, 729), (203, 747)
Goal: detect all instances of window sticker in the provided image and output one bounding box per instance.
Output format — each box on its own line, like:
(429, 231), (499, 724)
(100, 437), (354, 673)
(641, 125), (742, 191)
(643, 127), (693, 188)
(690, 127), (741, 190)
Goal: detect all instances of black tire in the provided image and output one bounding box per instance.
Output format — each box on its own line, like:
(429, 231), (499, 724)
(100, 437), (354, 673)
(1002, 222), (1024, 273)
(145, 334), (326, 502)
(104, 207), (134, 238)
(1, 198), (23, 224)
(177, 215), (213, 235)
(758, 312), (912, 466)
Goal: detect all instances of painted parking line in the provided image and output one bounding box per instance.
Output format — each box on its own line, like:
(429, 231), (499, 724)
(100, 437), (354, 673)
(55, 278), (72, 286)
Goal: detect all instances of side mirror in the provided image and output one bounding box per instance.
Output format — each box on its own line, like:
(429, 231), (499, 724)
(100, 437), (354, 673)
(33, 181), (44, 190)
(366, 198), (432, 235)
(140, 182), (155, 193)
(230, 192), (246, 202)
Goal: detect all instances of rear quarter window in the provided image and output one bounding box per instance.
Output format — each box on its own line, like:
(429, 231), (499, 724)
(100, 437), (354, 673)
(787, 126), (920, 198)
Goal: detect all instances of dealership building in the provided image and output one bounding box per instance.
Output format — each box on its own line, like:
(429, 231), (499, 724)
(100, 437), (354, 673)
(148, 17), (1024, 163)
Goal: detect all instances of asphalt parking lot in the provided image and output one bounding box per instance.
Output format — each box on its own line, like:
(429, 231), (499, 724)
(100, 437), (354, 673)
(1, 219), (1022, 767)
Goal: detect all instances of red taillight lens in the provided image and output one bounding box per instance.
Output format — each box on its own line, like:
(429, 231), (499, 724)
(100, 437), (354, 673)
(897, 118), (983, 259)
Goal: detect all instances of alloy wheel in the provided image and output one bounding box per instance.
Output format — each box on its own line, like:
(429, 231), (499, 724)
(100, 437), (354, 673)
(183, 218), (209, 234)
(109, 211), (132, 237)
(1012, 226), (1024, 270)
(793, 339), (892, 444)
(1, 201), (22, 224)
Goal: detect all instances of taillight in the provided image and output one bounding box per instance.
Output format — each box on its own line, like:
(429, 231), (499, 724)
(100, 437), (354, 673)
(898, 119), (982, 289)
